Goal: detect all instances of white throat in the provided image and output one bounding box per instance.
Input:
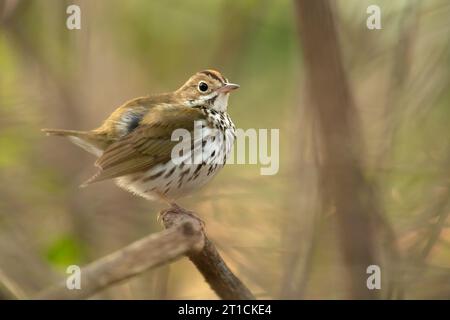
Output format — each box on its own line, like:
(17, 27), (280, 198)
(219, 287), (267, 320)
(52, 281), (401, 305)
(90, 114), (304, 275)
(212, 93), (229, 112)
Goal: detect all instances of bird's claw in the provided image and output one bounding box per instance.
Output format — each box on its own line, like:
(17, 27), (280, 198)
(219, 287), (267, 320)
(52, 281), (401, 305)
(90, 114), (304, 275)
(158, 203), (205, 231)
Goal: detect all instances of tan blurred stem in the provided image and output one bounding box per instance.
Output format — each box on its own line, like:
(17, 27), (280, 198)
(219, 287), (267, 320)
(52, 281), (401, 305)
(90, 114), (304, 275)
(0, 269), (26, 300)
(35, 208), (254, 300)
(294, 0), (380, 299)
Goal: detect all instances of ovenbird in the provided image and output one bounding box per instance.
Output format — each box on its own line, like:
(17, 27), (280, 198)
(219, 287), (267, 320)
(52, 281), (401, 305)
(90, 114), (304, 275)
(43, 70), (239, 204)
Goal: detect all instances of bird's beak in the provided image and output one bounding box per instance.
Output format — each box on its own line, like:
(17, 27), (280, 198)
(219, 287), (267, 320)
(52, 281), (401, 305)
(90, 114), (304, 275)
(217, 83), (240, 94)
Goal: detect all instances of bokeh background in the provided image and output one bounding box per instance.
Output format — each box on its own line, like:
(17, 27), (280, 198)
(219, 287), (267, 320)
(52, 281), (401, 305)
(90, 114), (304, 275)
(0, 0), (449, 299)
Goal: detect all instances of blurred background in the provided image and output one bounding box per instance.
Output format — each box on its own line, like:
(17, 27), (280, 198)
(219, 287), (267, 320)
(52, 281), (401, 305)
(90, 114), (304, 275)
(0, 0), (449, 299)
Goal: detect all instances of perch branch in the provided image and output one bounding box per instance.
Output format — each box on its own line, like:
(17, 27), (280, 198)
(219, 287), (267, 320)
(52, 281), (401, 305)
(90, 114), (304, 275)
(161, 207), (255, 300)
(36, 207), (254, 300)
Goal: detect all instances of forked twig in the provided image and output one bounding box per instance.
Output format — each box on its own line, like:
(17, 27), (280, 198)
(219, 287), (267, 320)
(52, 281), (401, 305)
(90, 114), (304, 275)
(36, 207), (254, 300)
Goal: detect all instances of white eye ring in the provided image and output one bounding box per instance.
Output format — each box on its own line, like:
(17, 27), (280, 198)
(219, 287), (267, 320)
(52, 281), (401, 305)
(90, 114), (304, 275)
(198, 81), (209, 92)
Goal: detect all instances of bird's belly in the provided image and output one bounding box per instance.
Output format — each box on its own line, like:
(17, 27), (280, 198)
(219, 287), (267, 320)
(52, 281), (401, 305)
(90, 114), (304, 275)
(115, 128), (234, 201)
(117, 162), (224, 201)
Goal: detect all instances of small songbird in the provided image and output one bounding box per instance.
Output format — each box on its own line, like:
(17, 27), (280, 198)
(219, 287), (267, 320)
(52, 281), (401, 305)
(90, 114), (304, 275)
(43, 70), (239, 205)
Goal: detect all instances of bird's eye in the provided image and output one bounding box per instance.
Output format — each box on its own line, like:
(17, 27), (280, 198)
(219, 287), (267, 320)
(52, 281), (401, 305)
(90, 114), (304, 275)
(198, 81), (209, 92)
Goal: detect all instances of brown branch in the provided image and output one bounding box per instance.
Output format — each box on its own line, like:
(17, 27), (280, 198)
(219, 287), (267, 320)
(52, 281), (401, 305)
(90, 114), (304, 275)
(35, 208), (254, 300)
(161, 206), (254, 300)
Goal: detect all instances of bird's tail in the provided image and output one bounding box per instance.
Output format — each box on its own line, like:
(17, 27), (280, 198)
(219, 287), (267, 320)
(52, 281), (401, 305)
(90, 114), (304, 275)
(42, 128), (87, 138)
(41, 128), (104, 157)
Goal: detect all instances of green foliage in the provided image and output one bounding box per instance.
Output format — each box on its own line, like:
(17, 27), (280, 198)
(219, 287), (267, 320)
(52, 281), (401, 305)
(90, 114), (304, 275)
(45, 235), (85, 270)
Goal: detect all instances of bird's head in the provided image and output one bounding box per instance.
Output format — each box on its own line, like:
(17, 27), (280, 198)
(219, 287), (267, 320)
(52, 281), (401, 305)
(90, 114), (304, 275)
(176, 70), (239, 112)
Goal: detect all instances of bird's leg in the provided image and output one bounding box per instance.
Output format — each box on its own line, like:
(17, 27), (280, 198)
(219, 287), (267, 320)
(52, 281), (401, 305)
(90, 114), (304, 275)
(156, 193), (205, 228)
(156, 192), (182, 221)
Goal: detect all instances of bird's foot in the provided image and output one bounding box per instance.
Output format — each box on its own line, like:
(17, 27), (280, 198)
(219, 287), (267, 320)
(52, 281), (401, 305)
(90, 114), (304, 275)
(158, 202), (205, 231)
